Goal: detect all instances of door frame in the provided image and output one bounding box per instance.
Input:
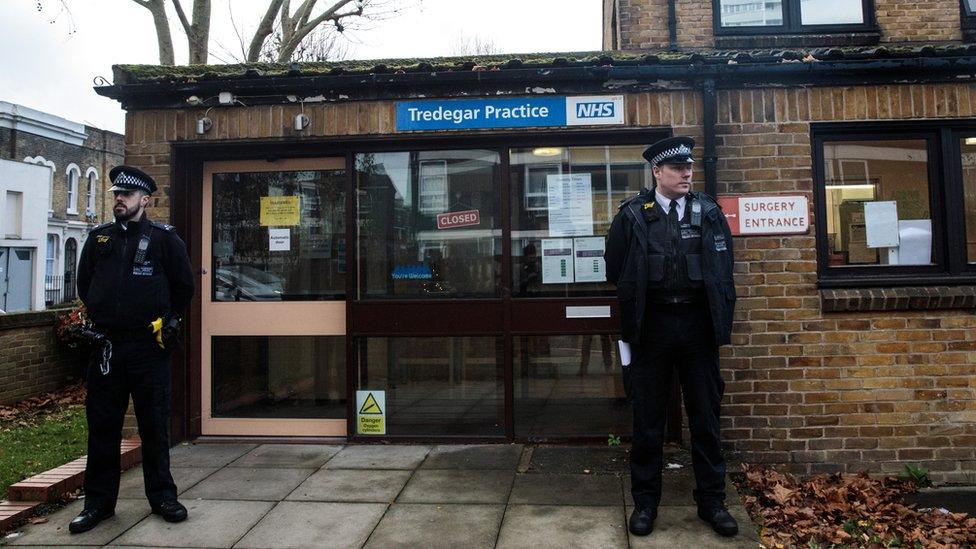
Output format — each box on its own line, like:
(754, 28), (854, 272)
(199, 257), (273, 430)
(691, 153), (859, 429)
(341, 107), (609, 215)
(200, 157), (348, 436)
(173, 127), (680, 443)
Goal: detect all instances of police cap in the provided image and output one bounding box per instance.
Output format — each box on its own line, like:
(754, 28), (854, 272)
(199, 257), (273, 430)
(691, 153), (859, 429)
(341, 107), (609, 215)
(642, 136), (696, 166)
(108, 165), (157, 194)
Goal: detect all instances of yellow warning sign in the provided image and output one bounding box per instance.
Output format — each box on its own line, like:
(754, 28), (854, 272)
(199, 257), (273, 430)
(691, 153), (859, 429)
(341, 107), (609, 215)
(356, 390), (386, 435)
(359, 393), (382, 414)
(259, 196), (301, 226)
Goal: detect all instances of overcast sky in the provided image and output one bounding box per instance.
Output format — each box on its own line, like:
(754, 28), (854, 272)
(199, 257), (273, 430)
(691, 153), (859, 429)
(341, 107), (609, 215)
(0, 0), (602, 133)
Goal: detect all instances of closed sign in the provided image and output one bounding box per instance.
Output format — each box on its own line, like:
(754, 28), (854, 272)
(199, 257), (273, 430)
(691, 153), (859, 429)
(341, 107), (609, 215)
(436, 209), (481, 229)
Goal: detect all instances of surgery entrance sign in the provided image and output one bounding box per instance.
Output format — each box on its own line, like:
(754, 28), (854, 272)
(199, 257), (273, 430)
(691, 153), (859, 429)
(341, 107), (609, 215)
(396, 96), (625, 131)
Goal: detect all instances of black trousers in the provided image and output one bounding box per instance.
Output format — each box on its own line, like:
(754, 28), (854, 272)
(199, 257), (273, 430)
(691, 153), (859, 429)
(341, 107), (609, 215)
(629, 301), (726, 510)
(84, 339), (177, 511)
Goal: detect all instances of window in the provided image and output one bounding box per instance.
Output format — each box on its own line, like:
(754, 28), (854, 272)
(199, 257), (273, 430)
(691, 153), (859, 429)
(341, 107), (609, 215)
(3, 191), (23, 238)
(23, 156), (55, 212)
(715, 0), (874, 34)
(814, 124), (976, 286)
(85, 168), (98, 216)
(45, 234), (57, 279)
(66, 164), (80, 215)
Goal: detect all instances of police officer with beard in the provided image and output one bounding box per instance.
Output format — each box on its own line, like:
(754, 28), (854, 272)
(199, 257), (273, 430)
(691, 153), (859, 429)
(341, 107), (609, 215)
(605, 137), (738, 538)
(71, 166), (194, 534)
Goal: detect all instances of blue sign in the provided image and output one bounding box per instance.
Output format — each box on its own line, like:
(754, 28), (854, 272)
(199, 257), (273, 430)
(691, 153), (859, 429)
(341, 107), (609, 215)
(396, 96), (625, 131)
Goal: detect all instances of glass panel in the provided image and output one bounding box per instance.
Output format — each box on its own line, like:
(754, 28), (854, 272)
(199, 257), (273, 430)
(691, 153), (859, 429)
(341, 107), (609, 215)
(356, 151), (501, 299)
(800, 0), (864, 25)
(357, 337), (504, 436)
(966, 0), (976, 15)
(510, 145), (650, 297)
(719, 0), (784, 27)
(514, 334), (630, 438)
(212, 336), (346, 418)
(212, 169), (345, 301)
(960, 137), (976, 264)
(822, 139), (932, 267)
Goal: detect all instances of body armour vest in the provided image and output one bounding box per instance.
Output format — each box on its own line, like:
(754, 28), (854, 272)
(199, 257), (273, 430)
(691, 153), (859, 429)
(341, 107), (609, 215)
(643, 199), (706, 301)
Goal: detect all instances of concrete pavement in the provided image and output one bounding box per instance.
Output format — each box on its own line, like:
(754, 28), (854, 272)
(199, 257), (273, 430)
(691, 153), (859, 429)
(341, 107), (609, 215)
(4, 443), (759, 548)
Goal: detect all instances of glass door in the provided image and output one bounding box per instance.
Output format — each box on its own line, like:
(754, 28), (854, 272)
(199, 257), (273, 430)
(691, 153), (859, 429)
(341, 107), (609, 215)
(201, 159), (348, 436)
(351, 150), (507, 438)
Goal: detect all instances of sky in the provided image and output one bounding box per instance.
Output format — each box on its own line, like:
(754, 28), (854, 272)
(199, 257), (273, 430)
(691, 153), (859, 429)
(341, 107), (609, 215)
(0, 0), (603, 133)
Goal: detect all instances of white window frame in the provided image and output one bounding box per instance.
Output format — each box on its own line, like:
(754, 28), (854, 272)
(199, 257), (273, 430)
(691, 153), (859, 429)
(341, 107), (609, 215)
(66, 163), (81, 215)
(85, 167), (99, 216)
(45, 233), (58, 281)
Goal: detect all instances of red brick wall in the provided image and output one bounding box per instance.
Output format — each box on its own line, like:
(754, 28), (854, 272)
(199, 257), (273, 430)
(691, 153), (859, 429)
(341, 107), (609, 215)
(0, 311), (85, 405)
(875, 0), (961, 43)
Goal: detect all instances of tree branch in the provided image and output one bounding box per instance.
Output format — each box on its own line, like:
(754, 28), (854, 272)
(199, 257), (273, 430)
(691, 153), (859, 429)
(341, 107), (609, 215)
(281, 0), (357, 58)
(188, 0), (211, 63)
(130, 0), (175, 65)
(170, 0), (192, 35)
(246, 0), (286, 63)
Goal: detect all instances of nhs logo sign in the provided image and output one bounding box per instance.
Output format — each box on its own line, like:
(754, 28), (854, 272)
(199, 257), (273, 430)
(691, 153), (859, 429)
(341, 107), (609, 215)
(566, 95), (625, 126)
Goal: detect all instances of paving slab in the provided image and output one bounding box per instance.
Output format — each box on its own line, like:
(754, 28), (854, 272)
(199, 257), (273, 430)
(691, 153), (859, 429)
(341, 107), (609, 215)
(287, 469), (412, 503)
(234, 501), (386, 549)
(526, 446), (630, 475)
(626, 505), (759, 547)
(228, 444), (342, 469)
(420, 444), (522, 470)
(181, 467), (314, 501)
(168, 444), (257, 468)
(364, 503), (504, 549)
(496, 504), (628, 549)
(323, 445), (430, 470)
(9, 499), (149, 547)
(906, 487), (976, 515)
(510, 473), (624, 506)
(398, 470), (514, 504)
(118, 467), (220, 499)
(110, 499), (273, 548)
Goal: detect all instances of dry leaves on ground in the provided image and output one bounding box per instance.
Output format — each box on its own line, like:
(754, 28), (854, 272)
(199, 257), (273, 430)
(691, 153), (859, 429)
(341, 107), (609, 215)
(0, 381), (86, 427)
(739, 464), (976, 548)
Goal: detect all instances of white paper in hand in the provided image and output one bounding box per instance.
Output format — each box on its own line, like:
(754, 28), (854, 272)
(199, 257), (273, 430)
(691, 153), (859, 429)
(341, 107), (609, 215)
(618, 340), (632, 366)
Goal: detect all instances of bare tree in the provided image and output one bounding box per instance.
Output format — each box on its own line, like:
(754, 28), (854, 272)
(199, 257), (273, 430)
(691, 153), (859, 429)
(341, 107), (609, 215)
(451, 32), (501, 56)
(39, 0), (413, 65)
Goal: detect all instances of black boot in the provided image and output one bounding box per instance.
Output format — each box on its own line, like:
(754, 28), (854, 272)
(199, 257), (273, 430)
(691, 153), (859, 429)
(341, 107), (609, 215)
(698, 505), (738, 537)
(628, 507), (657, 536)
(69, 508), (115, 534)
(152, 500), (188, 523)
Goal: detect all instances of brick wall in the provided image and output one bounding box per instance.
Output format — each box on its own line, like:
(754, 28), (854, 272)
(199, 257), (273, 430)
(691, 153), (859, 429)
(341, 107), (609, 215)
(121, 83), (975, 482)
(875, 0), (961, 43)
(712, 82), (976, 482)
(611, 0), (963, 51)
(0, 311), (85, 405)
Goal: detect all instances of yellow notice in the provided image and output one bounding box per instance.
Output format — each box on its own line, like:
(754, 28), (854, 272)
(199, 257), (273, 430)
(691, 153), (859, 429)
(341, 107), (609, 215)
(260, 196), (301, 226)
(356, 390), (386, 435)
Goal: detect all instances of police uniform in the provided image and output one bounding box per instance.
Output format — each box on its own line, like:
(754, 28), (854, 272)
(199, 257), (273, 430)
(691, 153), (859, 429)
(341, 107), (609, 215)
(604, 137), (738, 537)
(72, 166), (194, 533)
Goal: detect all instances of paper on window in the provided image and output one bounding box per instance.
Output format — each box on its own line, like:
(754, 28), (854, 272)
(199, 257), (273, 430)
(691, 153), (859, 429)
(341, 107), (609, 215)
(573, 237), (606, 283)
(864, 201), (899, 248)
(269, 228), (290, 251)
(547, 174), (593, 237)
(541, 238), (574, 283)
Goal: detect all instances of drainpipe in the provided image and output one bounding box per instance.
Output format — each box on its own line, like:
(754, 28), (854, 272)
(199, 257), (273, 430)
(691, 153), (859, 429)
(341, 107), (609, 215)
(702, 78), (718, 199)
(667, 0), (678, 50)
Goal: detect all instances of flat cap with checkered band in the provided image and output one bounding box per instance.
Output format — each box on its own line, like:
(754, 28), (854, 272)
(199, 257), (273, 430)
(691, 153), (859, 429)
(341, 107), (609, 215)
(642, 136), (696, 166)
(108, 165), (157, 194)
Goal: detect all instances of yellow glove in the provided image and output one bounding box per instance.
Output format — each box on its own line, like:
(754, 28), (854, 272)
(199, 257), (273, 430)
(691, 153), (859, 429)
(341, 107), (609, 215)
(149, 317), (165, 349)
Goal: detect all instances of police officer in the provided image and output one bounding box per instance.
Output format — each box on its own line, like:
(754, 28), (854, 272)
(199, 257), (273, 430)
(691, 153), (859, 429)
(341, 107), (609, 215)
(71, 166), (194, 534)
(605, 136), (738, 537)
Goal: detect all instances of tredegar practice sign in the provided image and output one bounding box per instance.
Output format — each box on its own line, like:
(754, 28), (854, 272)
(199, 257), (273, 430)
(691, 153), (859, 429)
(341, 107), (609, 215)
(396, 96), (625, 131)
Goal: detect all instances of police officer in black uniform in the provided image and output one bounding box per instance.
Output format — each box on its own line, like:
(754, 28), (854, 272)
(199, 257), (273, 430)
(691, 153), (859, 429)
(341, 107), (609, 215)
(71, 166), (194, 534)
(605, 137), (738, 537)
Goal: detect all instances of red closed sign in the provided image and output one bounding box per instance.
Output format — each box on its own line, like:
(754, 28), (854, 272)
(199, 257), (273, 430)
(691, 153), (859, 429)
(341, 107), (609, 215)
(436, 209), (481, 229)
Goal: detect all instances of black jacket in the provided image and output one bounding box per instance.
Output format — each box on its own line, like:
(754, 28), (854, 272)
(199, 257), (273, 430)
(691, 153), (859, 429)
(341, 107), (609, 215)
(78, 215), (194, 329)
(604, 189), (736, 346)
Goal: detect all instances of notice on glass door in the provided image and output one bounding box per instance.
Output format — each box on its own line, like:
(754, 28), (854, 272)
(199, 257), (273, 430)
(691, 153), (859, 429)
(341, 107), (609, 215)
(573, 237), (606, 283)
(541, 238), (574, 284)
(268, 228), (291, 251)
(546, 174), (593, 237)
(260, 196), (301, 226)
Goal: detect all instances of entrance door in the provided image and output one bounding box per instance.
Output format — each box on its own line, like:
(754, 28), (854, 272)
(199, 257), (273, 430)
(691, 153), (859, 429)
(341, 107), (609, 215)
(201, 159), (348, 436)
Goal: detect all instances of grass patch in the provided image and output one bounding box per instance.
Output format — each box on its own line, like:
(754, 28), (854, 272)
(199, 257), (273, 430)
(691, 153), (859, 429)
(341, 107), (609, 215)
(0, 406), (88, 497)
